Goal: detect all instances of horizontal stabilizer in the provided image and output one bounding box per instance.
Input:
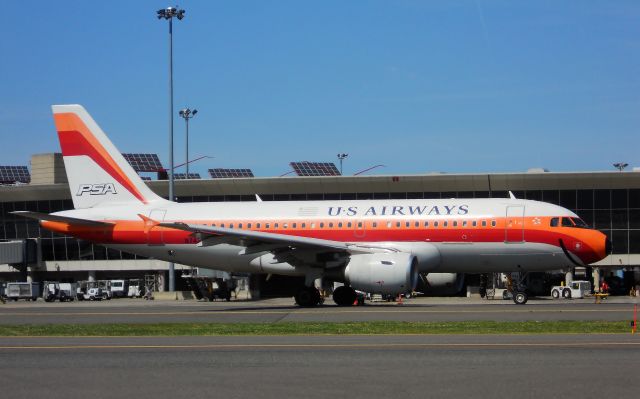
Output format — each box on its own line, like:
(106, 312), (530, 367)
(11, 211), (114, 226)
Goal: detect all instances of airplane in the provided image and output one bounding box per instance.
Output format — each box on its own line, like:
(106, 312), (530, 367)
(14, 105), (610, 306)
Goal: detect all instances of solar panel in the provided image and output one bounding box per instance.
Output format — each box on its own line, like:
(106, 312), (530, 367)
(290, 161), (340, 176)
(174, 173), (201, 180)
(208, 168), (254, 178)
(122, 153), (164, 172)
(0, 166), (31, 184)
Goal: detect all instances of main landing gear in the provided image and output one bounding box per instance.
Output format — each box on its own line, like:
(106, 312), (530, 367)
(294, 286), (323, 307)
(332, 286), (358, 306)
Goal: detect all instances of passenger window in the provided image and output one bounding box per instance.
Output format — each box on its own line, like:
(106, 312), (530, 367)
(481, 221), (487, 227)
(320, 222), (324, 228)
(292, 223), (297, 228)
(329, 222), (333, 228)
(550, 217), (559, 227)
(283, 223), (288, 228)
(406, 222), (410, 228)
(229, 223), (234, 228)
(424, 221), (429, 227)
(302, 223), (306, 228)
(396, 222), (401, 228)
(462, 221), (467, 227)
(414, 222), (419, 228)
(373, 222), (377, 228)
(238, 223), (243, 229)
(358, 222), (363, 228)
(221, 223), (225, 228)
(247, 223), (252, 228)
(491, 221), (496, 227)
(311, 223), (316, 228)
(347, 222), (352, 228)
(453, 221), (458, 227)
(266, 223), (270, 229)
(443, 221), (448, 227)
(472, 221), (477, 227)
(338, 222), (343, 228)
(387, 221), (392, 228)
(434, 221), (439, 227)
(274, 223), (279, 228)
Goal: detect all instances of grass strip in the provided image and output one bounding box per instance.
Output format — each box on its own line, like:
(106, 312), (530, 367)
(0, 321), (630, 336)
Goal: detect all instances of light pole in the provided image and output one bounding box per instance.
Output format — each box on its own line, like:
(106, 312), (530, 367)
(337, 153), (348, 175)
(613, 162), (628, 172)
(157, 5), (185, 293)
(179, 108), (197, 177)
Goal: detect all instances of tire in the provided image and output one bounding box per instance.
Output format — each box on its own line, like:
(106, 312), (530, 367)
(513, 291), (528, 305)
(551, 289), (560, 299)
(562, 288), (572, 299)
(295, 287), (321, 307)
(332, 286), (357, 306)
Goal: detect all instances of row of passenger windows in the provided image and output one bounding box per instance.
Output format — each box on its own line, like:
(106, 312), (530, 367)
(205, 220), (498, 230)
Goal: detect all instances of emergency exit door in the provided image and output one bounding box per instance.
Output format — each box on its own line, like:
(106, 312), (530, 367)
(505, 205), (525, 243)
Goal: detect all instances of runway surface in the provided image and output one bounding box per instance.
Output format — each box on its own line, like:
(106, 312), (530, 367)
(0, 297), (638, 324)
(1, 334), (638, 399)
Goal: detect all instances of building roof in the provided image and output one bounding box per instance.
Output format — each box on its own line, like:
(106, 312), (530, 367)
(1, 170), (640, 203)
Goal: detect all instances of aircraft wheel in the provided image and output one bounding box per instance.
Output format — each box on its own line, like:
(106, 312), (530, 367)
(295, 287), (321, 307)
(332, 286), (357, 306)
(513, 291), (528, 305)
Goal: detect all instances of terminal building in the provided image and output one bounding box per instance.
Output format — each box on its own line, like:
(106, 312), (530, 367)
(1, 152), (639, 297)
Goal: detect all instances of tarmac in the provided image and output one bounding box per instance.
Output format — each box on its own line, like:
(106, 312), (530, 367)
(1, 334), (638, 399)
(0, 295), (638, 324)
(2, 296), (639, 398)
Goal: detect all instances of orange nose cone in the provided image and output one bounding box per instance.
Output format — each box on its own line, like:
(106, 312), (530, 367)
(589, 231), (609, 264)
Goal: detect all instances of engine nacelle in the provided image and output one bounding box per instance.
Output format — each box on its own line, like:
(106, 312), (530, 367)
(344, 252), (418, 295)
(418, 273), (465, 296)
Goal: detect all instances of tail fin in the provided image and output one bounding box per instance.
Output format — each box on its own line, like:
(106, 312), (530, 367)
(52, 104), (169, 209)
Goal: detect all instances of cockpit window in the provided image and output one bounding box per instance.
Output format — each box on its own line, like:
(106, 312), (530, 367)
(571, 217), (589, 228)
(550, 217), (559, 227)
(561, 217), (575, 227)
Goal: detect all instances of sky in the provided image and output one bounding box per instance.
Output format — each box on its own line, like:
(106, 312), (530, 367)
(1, 1), (639, 177)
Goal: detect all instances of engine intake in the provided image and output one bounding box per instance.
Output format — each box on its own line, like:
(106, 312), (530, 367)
(344, 252), (418, 294)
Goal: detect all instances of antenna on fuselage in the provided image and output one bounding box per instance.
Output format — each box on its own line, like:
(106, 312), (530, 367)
(509, 191), (517, 200)
(255, 194), (263, 202)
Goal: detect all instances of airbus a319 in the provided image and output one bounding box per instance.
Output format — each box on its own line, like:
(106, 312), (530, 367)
(15, 105), (609, 306)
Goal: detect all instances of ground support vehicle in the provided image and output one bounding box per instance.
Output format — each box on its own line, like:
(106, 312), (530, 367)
(110, 280), (128, 298)
(82, 287), (104, 301)
(551, 280), (592, 299)
(127, 279), (143, 298)
(5, 282), (40, 301)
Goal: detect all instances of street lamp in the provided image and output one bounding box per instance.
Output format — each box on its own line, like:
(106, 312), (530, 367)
(337, 153), (348, 175)
(178, 108), (197, 177)
(613, 162), (628, 172)
(157, 5), (185, 293)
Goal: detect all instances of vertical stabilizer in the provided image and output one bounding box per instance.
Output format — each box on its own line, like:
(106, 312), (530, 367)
(52, 104), (169, 209)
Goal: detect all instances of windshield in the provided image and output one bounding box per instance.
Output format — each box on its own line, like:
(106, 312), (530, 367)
(571, 217), (589, 228)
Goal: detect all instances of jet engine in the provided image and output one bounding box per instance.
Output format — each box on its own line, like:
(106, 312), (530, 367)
(344, 252), (418, 294)
(418, 273), (465, 296)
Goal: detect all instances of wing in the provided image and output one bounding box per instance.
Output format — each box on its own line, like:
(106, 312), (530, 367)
(159, 221), (381, 268)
